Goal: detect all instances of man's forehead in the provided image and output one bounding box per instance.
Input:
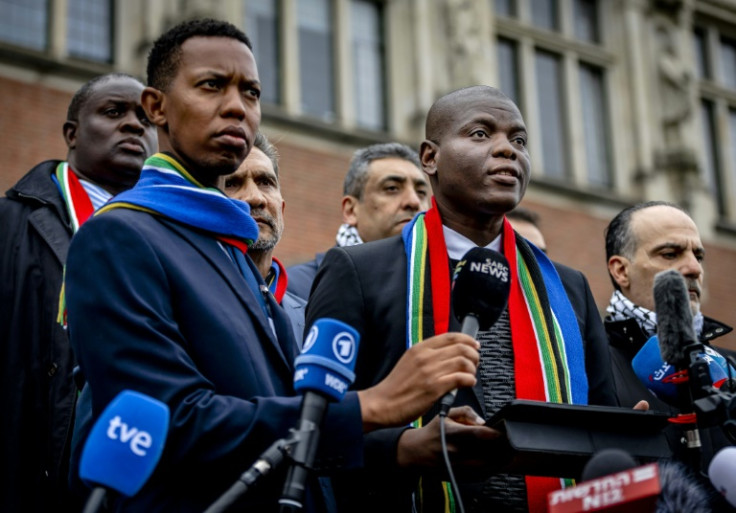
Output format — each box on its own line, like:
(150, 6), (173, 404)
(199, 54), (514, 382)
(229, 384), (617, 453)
(631, 206), (702, 248)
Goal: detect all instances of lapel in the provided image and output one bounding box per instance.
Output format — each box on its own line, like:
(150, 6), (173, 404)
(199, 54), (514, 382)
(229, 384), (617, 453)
(161, 219), (295, 374)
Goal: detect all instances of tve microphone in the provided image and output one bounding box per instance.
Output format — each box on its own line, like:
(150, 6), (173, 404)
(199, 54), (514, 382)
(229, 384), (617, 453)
(708, 446), (736, 508)
(279, 318), (360, 512)
(79, 390), (169, 513)
(632, 335), (731, 404)
(440, 247), (511, 414)
(653, 269), (697, 368)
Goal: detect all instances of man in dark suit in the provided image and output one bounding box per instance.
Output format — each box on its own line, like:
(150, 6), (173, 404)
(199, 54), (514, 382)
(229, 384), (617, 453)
(306, 85), (617, 512)
(65, 19), (482, 512)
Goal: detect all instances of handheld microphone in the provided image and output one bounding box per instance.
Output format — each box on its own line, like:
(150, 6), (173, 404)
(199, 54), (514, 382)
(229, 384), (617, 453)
(708, 446), (736, 508)
(632, 336), (731, 404)
(440, 247), (511, 414)
(549, 449), (714, 512)
(79, 390), (169, 513)
(653, 270), (698, 369)
(279, 318), (360, 512)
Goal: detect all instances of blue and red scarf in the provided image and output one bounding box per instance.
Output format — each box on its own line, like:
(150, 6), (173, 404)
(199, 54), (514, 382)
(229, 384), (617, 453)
(402, 198), (588, 512)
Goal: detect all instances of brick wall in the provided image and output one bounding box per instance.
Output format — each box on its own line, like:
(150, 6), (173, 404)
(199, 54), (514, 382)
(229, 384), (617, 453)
(3, 76), (734, 351)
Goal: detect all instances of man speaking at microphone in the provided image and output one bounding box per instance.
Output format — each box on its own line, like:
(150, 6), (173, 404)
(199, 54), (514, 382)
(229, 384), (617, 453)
(604, 201), (734, 411)
(306, 85), (617, 513)
(64, 19), (482, 513)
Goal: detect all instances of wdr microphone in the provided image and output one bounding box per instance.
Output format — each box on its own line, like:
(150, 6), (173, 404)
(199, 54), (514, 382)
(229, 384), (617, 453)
(440, 247), (511, 414)
(279, 318), (360, 512)
(79, 390), (169, 513)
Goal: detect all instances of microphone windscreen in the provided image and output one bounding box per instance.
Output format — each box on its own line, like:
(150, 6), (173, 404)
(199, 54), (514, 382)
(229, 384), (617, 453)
(452, 247), (511, 331)
(580, 448), (639, 482)
(657, 459), (713, 513)
(708, 446), (736, 508)
(294, 318), (360, 401)
(654, 270), (697, 366)
(632, 335), (729, 403)
(79, 390), (169, 496)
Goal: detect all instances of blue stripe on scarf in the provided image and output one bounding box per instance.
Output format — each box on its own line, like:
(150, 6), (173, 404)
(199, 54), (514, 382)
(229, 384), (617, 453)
(527, 243), (588, 405)
(108, 163), (259, 243)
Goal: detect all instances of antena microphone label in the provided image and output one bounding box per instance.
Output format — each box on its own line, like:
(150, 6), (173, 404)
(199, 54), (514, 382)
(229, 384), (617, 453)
(470, 258), (509, 282)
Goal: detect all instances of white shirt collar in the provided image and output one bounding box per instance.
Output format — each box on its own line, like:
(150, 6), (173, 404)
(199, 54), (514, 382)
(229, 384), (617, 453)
(443, 225), (502, 261)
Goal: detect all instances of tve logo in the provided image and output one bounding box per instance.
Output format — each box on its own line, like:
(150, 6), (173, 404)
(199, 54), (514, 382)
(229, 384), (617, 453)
(106, 415), (153, 456)
(79, 390), (169, 496)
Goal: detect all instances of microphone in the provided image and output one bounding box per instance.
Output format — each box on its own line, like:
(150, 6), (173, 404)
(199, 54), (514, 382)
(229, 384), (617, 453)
(708, 446), (736, 508)
(440, 247), (511, 414)
(632, 336), (731, 404)
(279, 318), (360, 512)
(653, 270), (697, 369)
(549, 449), (715, 512)
(79, 390), (169, 513)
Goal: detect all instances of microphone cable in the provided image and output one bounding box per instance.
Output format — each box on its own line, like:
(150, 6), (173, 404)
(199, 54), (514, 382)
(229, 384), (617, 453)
(439, 411), (466, 513)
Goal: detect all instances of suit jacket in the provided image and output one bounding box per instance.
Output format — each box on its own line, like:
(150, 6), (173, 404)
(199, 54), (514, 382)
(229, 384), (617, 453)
(286, 251), (326, 301)
(66, 209), (363, 512)
(305, 235), (616, 512)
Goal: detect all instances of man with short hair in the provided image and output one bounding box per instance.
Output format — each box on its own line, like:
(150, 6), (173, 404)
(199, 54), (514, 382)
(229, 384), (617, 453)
(221, 131), (306, 342)
(65, 19), (480, 512)
(287, 141), (430, 300)
(604, 201), (733, 411)
(0, 72), (157, 512)
(306, 85), (616, 512)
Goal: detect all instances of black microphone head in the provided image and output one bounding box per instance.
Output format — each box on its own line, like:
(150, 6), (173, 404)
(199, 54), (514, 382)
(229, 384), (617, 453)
(451, 247), (511, 331)
(580, 448), (639, 482)
(657, 459), (713, 513)
(654, 269), (697, 365)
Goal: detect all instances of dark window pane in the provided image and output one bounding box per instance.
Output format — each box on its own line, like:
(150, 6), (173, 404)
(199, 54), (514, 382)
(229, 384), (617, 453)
(298, 0), (335, 121)
(729, 109), (736, 213)
(67, 0), (112, 62)
(693, 28), (709, 80)
(721, 37), (736, 90)
(0, 0), (47, 51)
(700, 100), (725, 214)
(245, 0), (280, 104)
(531, 0), (558, 32)
(573, 0), (599, 44)
(352, 0), (385, 131)
(535, 50), (568, 179)
(494, 0), (516, 18)
(579, 63), (611, 187)
(497, 37), (520, 108)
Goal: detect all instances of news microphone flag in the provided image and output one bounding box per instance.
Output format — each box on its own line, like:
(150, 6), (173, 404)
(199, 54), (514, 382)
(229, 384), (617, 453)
(79, 390), (169, 497)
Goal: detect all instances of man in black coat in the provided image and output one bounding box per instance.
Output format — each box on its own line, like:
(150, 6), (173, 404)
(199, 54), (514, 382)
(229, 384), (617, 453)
(306, 85), (617, 513)
(0, 73), (157, 512)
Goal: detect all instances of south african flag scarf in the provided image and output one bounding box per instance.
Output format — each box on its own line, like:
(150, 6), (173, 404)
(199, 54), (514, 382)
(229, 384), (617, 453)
(402, 199), (588, 512)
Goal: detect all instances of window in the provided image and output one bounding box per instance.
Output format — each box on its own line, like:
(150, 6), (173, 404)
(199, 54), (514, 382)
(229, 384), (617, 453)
(0, 0), (47, 51)
(245, 0), (280, 105)
(67, 0), (112, 62)
(535, 50), (568, 179)
(693, 28), (710, 80)
(494, 0), (517, 18)
(699, 100), (725, 214)
(351, 0), (385, 130)
(573, 0), (599, 44)
(497, 37), (520, 109)
(531, 0), (559, 32)
(298, 0), (335, 122)
(579, 63), (611, 187)
(721, 37), (736, 90)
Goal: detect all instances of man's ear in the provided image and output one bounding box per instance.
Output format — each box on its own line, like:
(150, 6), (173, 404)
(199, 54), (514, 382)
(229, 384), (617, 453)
(420, 140), (438, 177)
(608, 255), (631, 290)
(141, 86), (167, 127)
(63, 120), (78, 150)
(342, 195), (359, 226)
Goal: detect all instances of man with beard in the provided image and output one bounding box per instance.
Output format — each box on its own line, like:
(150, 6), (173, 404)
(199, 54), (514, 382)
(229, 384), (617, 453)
(0, 72), (156, 512)
(604, 201), (733, 411)
(221, 131), (306, 342)
(305, 85), (617, 512)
